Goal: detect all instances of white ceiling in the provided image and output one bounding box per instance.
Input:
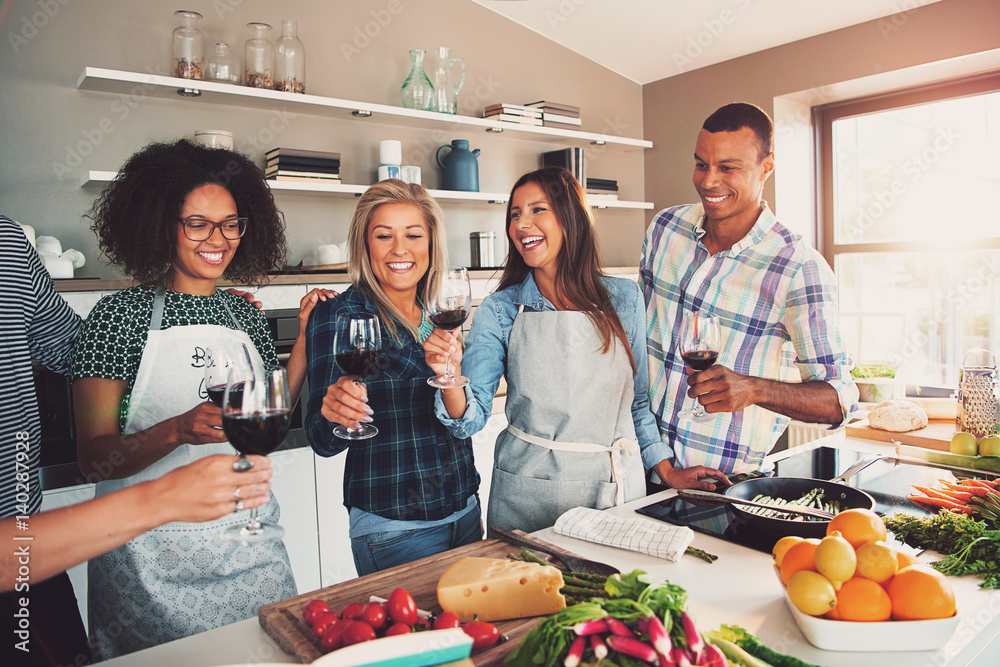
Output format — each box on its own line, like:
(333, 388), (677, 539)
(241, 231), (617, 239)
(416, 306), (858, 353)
(472, 0), (946, 85)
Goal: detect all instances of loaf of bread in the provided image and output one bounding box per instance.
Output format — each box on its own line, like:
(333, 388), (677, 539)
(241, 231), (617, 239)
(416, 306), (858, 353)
(867, 399), (929, 433)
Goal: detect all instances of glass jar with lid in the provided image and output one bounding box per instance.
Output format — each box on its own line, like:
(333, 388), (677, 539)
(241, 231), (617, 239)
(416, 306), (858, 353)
(274, 20), (305, 93)
(206, 42), (241, 84)
(244, 22), (274, 89)
(172, 10), (204, 80)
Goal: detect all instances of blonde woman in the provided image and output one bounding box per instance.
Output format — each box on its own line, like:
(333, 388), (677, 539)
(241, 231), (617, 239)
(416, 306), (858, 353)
(304, 180), (480, 575)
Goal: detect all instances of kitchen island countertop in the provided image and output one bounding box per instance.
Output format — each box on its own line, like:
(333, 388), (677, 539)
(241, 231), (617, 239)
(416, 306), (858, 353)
(97, 433), (1000, 667)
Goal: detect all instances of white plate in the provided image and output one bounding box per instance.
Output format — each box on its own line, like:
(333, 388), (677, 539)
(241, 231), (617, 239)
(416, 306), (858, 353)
(783, 592), (959, 652)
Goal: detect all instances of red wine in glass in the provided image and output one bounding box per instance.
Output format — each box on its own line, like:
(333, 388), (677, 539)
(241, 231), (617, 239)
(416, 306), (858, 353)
(425, 267), (472, 388)
(222, 367), (289, 545)
(678, 311), (721, 422)
(681, 350), (719, 371)
(333, 313), (382, 440)
(222, 409), (290, 456)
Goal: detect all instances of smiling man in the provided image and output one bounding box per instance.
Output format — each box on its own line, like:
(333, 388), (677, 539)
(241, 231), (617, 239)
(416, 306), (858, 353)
(640, 102), (858, 490)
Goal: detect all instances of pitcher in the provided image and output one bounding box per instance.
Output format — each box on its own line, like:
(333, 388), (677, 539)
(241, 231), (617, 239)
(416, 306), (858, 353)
(431, 47), (465, 114)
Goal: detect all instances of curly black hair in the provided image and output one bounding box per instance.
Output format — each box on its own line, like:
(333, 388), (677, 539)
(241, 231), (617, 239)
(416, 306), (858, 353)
(86, 139), (287, 287)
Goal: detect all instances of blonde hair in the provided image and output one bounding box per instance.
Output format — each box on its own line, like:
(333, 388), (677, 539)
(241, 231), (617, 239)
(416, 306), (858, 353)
(347, 179), (449, 343)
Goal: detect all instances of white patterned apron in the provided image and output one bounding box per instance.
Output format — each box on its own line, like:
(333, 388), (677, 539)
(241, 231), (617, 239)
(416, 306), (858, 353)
(87, 289), (296, 660)
(487, 306), (646, 533)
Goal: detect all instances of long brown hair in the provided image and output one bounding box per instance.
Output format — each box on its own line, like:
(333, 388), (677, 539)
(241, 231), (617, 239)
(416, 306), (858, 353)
(347, 179), (448, 343)
(498, 167), (635, 372)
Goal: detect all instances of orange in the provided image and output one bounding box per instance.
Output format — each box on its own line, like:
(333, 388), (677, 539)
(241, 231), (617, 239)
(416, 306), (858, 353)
(779, 538), (821, 587)
(887, 565), (956, 620)
(895, 550), (921, 570)
(826, 508), (887, 549)
(772, 536), (805, 568)
(826, 577), (892, 622)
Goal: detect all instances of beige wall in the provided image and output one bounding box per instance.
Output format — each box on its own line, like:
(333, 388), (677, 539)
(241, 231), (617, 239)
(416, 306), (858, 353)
(642, 0), (1000, 236)
(0, 0), (646, 278)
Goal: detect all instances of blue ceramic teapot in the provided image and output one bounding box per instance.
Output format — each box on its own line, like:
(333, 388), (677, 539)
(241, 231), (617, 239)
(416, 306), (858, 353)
(436, 139), (480, 192)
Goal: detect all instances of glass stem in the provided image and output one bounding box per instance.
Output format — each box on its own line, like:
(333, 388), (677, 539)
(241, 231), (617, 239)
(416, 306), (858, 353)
(444, 358), (454, 380)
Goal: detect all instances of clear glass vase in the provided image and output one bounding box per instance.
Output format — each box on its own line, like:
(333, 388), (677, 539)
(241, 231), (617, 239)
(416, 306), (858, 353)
(206, 42), (241, 85)
(400, 49), (433, 111)
(431, 47), (465, 114)
(274, 20), (305, 93)
(244, 22), (274, 89)
(172, 10), (204, 80)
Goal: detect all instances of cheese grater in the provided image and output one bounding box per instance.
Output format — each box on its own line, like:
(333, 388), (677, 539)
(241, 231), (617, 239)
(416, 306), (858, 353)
(957, 350), (999, 438)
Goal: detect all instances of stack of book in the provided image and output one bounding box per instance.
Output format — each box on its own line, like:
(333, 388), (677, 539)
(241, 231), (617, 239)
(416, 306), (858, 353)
(525, 101), (581, 128)
(586, 178), (619, 200)
(265, 148), (341, 184)
(541, 147), (585, 186)
(483, 103), (543, 126)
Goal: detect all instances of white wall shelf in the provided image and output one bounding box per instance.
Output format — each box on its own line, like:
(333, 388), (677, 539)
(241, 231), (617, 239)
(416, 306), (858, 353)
(81, 171), (654, 210)
(77, 67), (653, 150)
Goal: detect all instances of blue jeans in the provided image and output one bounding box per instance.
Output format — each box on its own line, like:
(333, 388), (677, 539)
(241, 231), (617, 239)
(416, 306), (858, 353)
(351, 501), (483, 575)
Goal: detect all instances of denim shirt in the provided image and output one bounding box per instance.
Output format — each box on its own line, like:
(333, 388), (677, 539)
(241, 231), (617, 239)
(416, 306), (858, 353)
(435, 272), (673, 469)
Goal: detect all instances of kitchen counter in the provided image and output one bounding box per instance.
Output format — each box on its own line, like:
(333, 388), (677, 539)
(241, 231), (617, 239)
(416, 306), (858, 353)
(96, 432), (1000, 666)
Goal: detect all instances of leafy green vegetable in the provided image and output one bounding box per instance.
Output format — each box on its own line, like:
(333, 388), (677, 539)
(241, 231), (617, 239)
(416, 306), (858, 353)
(707, 625), (822, 667)
(884, 511), (1000, 589)
(502, 603), (605, 667)
(850, 363), (896, 379)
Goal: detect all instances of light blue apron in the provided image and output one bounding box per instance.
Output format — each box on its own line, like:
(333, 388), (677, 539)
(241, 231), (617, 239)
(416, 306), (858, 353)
(487, 307), (646, 533)
(87, 289), (296, 660)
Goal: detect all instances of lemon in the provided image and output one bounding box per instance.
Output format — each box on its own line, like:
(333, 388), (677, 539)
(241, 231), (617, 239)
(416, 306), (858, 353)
(855, 540), (898, 584)
(772, 536), (805, 567)
(814, 531), (856, 591)
(787, 570), (838, 616)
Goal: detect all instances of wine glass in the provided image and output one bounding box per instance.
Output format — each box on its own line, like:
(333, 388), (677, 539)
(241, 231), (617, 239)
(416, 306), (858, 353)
(204, 343), (253, 408)
(221, 366), (291, 544)
(333, 313), (382, 440)
(678, 311), (721, 422)
(425, 266), (471, 389)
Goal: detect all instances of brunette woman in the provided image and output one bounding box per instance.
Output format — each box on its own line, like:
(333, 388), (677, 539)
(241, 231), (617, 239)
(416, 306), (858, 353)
(425, 167), (672, 532)
(305, 179), (481, 576)
(71, 139), (329, 659)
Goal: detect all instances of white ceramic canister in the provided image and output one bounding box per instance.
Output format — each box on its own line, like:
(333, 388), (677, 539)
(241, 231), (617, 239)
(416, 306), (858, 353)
(193, 129), (234, 150)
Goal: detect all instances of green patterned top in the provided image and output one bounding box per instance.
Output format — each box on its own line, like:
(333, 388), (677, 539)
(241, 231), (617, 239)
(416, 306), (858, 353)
(71, 285), (277, 429)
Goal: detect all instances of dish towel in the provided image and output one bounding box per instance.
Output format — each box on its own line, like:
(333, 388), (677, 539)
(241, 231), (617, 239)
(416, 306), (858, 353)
(553, 506), (695, 562)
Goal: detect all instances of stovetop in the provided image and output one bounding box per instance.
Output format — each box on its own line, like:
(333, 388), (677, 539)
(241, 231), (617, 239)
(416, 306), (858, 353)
(636, 445), (999, 553)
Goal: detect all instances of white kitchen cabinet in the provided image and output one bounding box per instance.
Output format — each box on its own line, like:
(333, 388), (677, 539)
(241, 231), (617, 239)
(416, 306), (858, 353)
(38, 482), (95, 630)
(313, 452), (358, 588)
(269, 447), (321, 595)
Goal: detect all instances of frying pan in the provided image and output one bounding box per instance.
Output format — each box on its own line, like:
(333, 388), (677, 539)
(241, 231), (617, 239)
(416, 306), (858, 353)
(721, 455), (881, 539)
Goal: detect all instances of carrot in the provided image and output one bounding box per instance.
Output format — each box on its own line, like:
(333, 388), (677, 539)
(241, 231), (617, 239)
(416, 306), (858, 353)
(961, 478), (999, 490)
(940, 480), (989, 497)
(912, 484), (973, 502)
(907, 494), (967, 510)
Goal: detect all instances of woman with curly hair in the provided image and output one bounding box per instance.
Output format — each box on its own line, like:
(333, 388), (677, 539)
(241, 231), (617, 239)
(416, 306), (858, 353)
(304, 179), (480, 575)
(425, 167), (671, 532)
(70, 139), (327, 659)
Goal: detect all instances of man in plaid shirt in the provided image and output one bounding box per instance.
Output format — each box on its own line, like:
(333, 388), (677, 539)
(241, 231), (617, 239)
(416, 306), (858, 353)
(640, 103), (858, 490)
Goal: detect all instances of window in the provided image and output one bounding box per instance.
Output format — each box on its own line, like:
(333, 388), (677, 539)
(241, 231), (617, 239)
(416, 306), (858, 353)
(816, 74), (1000, 387)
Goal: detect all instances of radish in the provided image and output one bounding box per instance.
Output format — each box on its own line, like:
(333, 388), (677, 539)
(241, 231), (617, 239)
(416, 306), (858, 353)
(607, 635), (659, 664)
(680, 611), (704, 662)
(672, 646), (694, 667)
(606, 616), (634, 637)
(589, 634), (608, 660)
(572, 618), (608, 636)
(564, 636), (586, 667)
(698, 644), (727, 667)
(645, 614), (672, 655)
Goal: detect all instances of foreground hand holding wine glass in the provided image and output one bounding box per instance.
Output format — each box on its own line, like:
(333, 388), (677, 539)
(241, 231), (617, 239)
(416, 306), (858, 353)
(425, 266), (471, 388)
(222, 366), (291, 544)
(333, 313), (382, 440)
(678, 311), (721, 422)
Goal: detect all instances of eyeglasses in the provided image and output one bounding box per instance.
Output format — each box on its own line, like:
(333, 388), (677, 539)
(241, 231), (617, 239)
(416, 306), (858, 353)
(178, 217), (247, 241)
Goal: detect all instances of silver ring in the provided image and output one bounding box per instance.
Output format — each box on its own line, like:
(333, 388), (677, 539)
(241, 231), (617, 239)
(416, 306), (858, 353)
(235, 499), (245, 512)
(233, 486), (242, 500)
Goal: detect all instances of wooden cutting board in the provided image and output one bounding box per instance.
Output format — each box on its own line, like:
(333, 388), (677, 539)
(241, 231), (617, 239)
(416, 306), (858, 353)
(258, 537), (567, 665)
(846, 418), (957, 451)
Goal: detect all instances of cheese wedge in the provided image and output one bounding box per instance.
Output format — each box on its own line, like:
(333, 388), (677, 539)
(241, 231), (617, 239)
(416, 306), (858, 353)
(437, 557), (566, 622)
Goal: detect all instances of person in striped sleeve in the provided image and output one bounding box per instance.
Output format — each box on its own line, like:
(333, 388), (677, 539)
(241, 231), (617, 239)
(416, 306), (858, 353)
(640, 102), (859, 490)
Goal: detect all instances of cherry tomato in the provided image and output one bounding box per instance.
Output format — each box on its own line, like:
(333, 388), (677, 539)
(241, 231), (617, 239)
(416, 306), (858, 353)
(360, 602), (387, 630)
(321, 619), (349, 651)
(341, 619), (377, 646)
(384, 622), (412, 637)
(340, 602), (365, 620)
(433, 611), (462, 629)
(462, 621), (500, 652)
(302, 599), (331, 625)
(387, 588), (418, 626)
(312, 611), (339, 638)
